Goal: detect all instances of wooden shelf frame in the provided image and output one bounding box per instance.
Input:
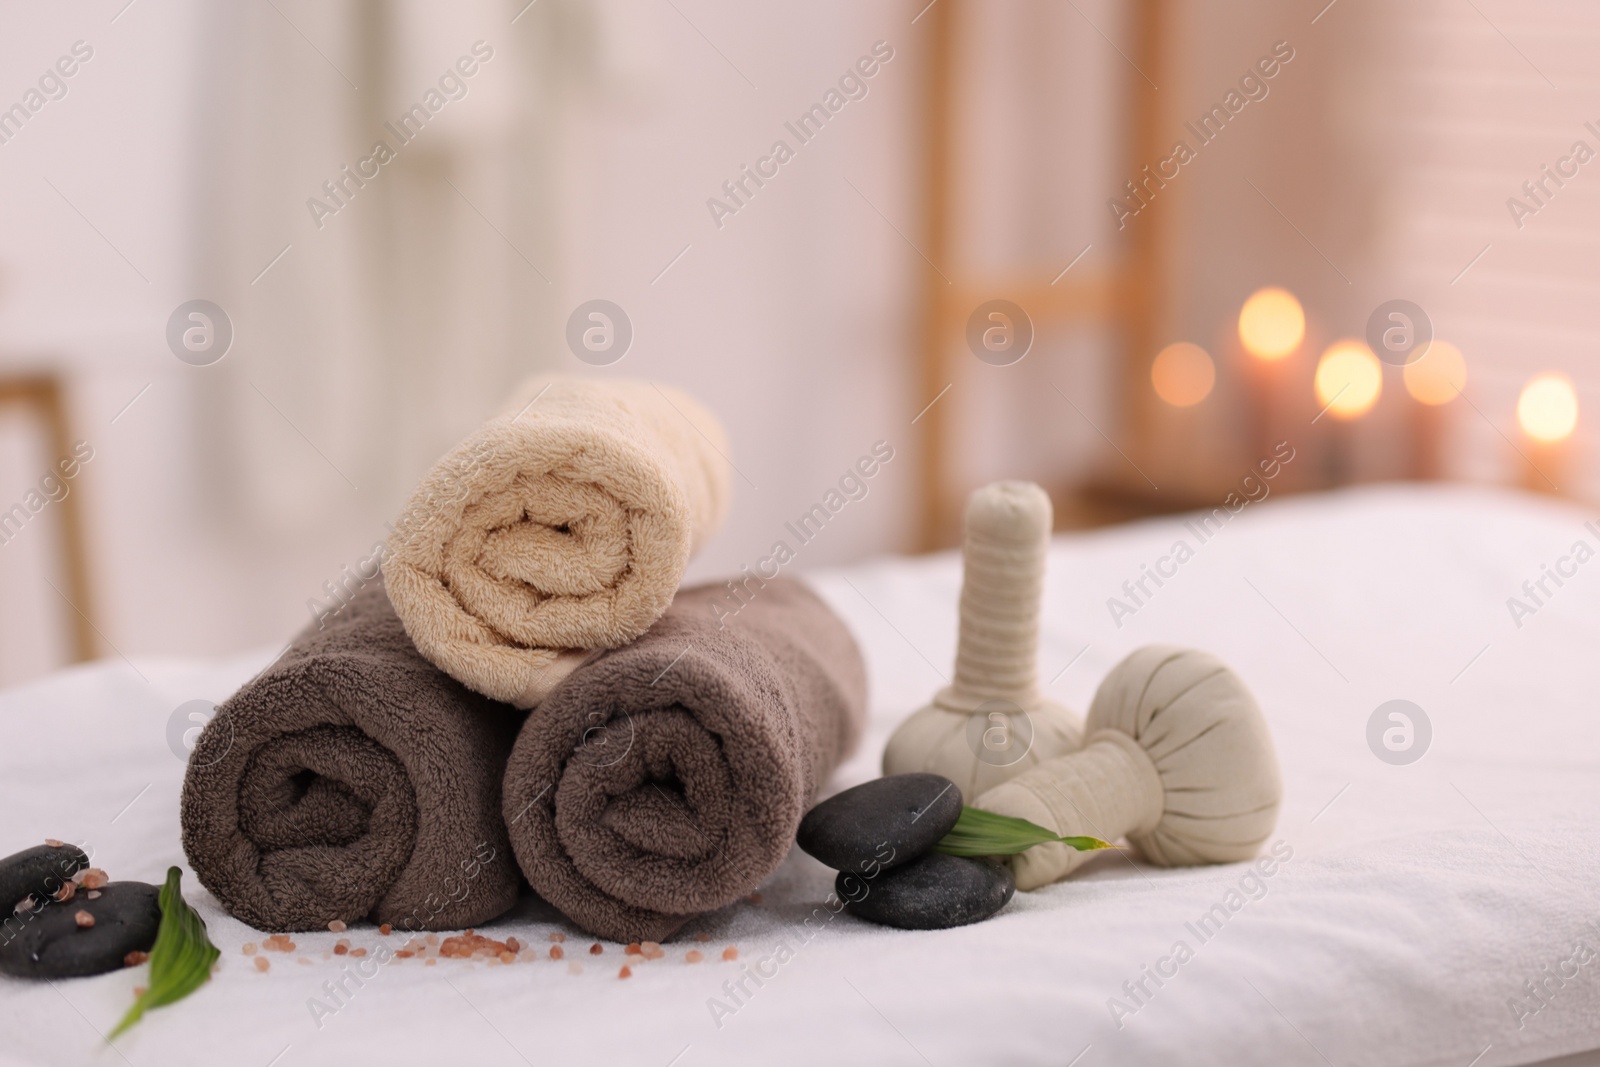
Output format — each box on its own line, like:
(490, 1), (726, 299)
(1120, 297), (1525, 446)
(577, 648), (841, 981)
(912, 0), (1170, 549)
(0, 373), (97, 663)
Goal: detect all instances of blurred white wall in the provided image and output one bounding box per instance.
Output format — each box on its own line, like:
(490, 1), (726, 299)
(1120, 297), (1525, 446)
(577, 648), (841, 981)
(6, 0), (1600, 689)
(0, 0), (937, 685)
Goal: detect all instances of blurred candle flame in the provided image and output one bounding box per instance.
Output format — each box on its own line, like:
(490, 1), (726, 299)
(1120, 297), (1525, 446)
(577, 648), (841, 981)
(1402, 340), (1466, 406)
(1517, 373), (1578, 442)
(1314, 340), (1382, 420)
(1151, 342), (1215, 407)
(1238, 288), (1305, 362)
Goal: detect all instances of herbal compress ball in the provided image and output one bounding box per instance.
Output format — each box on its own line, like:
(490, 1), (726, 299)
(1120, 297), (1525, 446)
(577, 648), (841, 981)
(974, 645), (1282, 890)
(883, 481), (1083, 799)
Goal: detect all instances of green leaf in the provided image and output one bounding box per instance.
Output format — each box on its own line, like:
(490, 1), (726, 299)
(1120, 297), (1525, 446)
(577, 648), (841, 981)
(932, 805), (1113, 857)
(108, 867), (220, 1040)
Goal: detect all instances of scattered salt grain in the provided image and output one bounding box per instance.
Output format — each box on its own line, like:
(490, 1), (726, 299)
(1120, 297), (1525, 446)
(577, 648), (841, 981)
(722, 947), (738, 961)
(589, 943), (603, 955)
(123, 951), (149, 967)
(44, 839), (63, 848)
(73, 910), (94, 929)
(242, 943), (257, 956)
(254, 957), (269, 972)
(685, 950), (703, 963)
(550, 946), (564, 960)
(618, 965), (632, 979)
(327, 920), (347, 933)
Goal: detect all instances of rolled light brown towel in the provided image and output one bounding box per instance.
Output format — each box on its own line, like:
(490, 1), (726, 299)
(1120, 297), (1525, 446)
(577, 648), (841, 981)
(181, 580), (523, 933)
(384, 376), (733, 709)
(502, 579), (868, 943)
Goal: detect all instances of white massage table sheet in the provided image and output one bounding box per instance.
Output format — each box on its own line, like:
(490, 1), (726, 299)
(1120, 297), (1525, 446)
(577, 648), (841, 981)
(0, 485), (1596, 1067)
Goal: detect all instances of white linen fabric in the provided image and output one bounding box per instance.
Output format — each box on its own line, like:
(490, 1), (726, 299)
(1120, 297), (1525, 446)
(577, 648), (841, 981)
(1, 485), (1598, 1067)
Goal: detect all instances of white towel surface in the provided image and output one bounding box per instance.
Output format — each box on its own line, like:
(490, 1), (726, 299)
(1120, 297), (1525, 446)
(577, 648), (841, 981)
(1, 484), (1597, 1067)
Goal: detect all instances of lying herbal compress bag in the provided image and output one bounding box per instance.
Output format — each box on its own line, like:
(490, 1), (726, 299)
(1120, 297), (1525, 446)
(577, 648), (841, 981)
(975, 645), (1283, 890)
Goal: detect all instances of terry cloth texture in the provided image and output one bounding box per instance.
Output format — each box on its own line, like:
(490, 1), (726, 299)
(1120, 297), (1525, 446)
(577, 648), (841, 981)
(975, 645), (1282, 890)
(502, 579), (868, 943)
(180, 580), (524, 933)
(384, 376), (733, 709)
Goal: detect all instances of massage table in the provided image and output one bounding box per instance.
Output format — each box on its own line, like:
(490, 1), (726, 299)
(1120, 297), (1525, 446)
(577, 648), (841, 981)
(2, 483), (1596, 1066)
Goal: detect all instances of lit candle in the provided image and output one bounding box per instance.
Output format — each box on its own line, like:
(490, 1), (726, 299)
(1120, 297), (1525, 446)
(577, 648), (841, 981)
(1313, 340), (1382, 484)
(1149, 342), (1218, 487)
(1402, 340), (1465, 480)
(1151, 342), (1215, 408)
(1238, 287), (1305, 461)
(1516, 372), (1578, 493)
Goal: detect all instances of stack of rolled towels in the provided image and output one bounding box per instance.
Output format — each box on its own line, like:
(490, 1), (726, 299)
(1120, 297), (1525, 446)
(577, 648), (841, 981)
(180, 376), (868, 943)
(180, 385), (1283, 944)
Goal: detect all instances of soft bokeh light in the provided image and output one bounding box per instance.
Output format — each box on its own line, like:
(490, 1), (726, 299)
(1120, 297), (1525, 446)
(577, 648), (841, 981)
(1151, 343), (1216, 407)
(1238, 287), (1306, 362)
(1314, 340), (1382, 420)
(1517, 373), (1579, 442)
(1403, 340), (1466, 406)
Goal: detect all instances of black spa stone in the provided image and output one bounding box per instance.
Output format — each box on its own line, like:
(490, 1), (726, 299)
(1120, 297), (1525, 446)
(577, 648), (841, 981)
(0, 881), (162, 978)
(0, 843), (89, 914)
(837, 853), (1014, 930)
(796, 773), (962, 875)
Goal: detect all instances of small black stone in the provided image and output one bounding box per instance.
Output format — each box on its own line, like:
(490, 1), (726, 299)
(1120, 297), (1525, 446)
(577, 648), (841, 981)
(797, 773), (962, 875)
(0, 843), (89, 915)
(837, 853), (1014, 930)
(0, 882), (162, 978)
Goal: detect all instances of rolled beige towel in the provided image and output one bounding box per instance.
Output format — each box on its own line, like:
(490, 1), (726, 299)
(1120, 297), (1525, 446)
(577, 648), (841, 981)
(883, 481), (1083, 799)
(384, 376), (731, 708)
(975, 645), (1282, 890)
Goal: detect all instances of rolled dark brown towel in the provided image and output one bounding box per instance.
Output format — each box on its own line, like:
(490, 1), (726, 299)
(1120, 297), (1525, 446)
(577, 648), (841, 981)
(502, 579), (868, 943)
(181, 580), (523, 933)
